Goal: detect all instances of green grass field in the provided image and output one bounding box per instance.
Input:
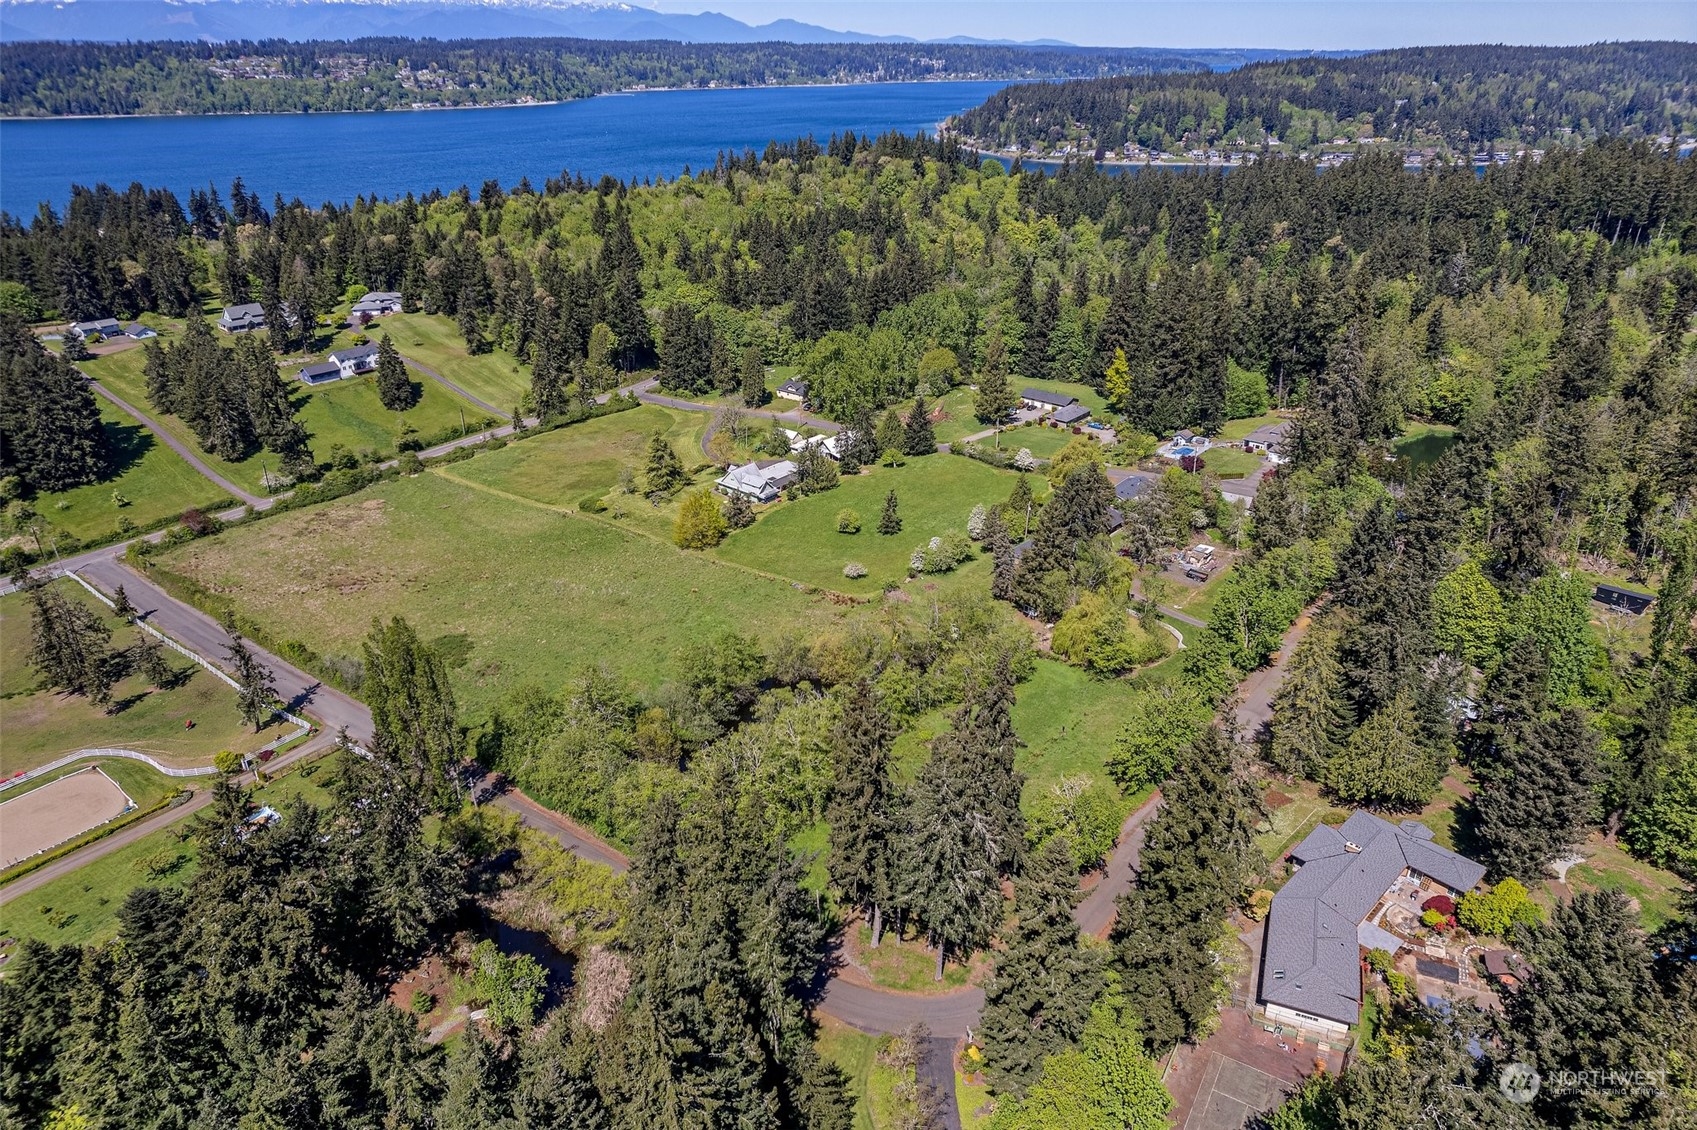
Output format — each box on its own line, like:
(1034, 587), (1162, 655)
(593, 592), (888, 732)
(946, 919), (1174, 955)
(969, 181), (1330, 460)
(148, 470), (845, 716)
(998, 423), (1079, 460)
(0, 580), (295, 775)
(0, 757), (339, 950)
(816, 1019), (880, 1130)
(1217, 412), (1287, 442)
(715, 456), (1014, 590)
(449, 405), (707, 507)
(382, 312), (534, 411)
(29, 398), (231, 543)
(1393, 422), (1460, 473)
(1199, 446), (1265, 479)
(81, 332), (496, 496)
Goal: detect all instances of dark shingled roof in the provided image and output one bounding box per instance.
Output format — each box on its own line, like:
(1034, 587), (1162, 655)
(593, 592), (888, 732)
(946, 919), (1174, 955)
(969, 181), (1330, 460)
(1021, 388), (1077, 408)
(1261, 811), (1485, 1026)
(1052, 403), (1091, 424)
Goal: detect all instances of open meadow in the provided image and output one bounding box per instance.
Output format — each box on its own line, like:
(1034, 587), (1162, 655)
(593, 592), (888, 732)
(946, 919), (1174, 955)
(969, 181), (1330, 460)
(147, 469), (849, 716)
(381, 312), (534, 411)
(0, 580), (294, 775)
(449, 404), (708, 507)
(714, 455), (1016, 590)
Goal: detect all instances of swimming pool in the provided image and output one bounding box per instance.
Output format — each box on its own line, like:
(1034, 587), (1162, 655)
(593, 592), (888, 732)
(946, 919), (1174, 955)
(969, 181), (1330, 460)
(1170, 445), (1199, 457)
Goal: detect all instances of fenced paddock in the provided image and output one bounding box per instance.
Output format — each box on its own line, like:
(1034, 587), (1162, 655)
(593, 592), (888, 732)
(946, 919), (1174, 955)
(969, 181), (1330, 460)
(0, 766), (135, 868)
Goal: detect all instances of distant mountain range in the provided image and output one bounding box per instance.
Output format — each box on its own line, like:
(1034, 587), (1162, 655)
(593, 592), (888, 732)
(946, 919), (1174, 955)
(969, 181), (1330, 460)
(0, 0), (1344, 59)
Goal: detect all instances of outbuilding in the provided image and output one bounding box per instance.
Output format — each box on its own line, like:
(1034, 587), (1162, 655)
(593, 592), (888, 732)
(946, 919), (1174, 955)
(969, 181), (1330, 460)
(1594, 583), (1654, 615)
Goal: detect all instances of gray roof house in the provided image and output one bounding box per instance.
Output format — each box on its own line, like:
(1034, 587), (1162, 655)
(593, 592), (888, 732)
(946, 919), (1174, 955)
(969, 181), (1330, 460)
(1259, 811), (1485, 1031)
(298, 361), (343, 385)
(69, 318), (123, 340)
(350, 291), (403, 320)
(1052, 403), (1092, 425)
(1114, 473), (1155, 501)
(776, 378), (810, 402)
(1020, 388), (1078, 410)
(218, 303), (267, 332)
(1243, 421), (1292, 461)
(124, 323), (157, 339)
(716, 459), (799, 503)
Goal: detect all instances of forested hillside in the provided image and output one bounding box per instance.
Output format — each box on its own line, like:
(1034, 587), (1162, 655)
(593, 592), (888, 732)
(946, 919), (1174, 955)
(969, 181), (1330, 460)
(0, 36), (1214, 117)
(2, 128), (1695, 1128)
(948, 42), (1697, 154)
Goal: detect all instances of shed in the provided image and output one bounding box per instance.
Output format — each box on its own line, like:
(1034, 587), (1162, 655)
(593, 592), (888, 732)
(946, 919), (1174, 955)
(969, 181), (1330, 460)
(298, 361), (342, 385)
(1052, 403), (1091, 425)
(1594, 583), (1653, 615)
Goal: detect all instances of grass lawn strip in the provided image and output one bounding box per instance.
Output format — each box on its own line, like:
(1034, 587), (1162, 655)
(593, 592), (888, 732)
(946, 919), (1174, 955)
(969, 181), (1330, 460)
(148, 472), (843, 717)
(1, 580), (294, 776)
(28, 397), (230, 543)
(815, 1018), (880, 1130)
(383, 312), (534, 411)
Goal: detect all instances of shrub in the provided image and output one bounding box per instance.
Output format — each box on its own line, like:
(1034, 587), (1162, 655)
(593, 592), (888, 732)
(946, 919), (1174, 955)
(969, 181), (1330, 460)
(1456, 878), (1542, 937)
(579, 494), (608, 514)
(1245, 889), (1274, 922)
(674, 487), (729, 549)
(213, 749), (242, 775)
(843, 562), (867, 579)
(397, 451), (424, 475)
(910, 530), (974, 575)
(411, 989), (437, 1015)
(836, 508), (862, 534)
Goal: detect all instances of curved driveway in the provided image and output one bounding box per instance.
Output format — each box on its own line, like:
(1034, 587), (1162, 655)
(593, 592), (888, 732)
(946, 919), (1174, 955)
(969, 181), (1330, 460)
(86, 377), (266, 507)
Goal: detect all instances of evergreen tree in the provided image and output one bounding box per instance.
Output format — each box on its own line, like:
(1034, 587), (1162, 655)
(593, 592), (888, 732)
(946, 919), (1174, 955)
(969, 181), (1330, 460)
(902, 394), (936, 455)
(375, 334), (416, 411)
(223, 620), (277, 732)
(1323, 692), (1445, 808)
(362, 617), (461, 808)
(1502, 891), (1679, 1128)
(738, 344), (767, 407)
(643, 431), (687, 499)
(723, 489), (755, 530)
(878, 490), (902, 535)
(132, 631), (173, 689)
(979, 836), (1104, 1095)
(1267, 628), (1349, 777)
(1113, 726), (1263, 1053)
(0, 315), (111, 493)
(530, 340), (570, 421)
(974, 328), (1017, 424)
(984, 507), (1017, 602)
(901, 656), (1025, 980)
(1007, 474), (1035, 537)
(513, 1013), (608, 1130)
(825, 679), (900, 946)
(27, 582), (114, 704)
(109, 584), (135, 622)
(435, 1024), (513, 1130)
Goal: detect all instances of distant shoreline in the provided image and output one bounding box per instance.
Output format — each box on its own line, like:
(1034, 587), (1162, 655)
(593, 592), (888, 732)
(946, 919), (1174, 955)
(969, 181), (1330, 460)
(0, 76), (1009, 123)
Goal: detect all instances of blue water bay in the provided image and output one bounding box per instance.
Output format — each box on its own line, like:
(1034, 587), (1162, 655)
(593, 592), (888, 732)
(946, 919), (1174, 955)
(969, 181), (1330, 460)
(0, 80), (1008, 214)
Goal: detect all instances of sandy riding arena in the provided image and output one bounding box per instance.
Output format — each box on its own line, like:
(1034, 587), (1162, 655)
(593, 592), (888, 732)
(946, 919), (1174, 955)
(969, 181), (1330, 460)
(0, 767), (135, 868)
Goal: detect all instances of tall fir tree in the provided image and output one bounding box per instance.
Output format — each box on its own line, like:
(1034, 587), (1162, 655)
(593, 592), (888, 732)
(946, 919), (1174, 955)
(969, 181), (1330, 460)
(223, 619), (277, 732)
(26, 580), (113, 703)
(362, 617), (461, 809)
(826, 679), (901, 946)
(643, 431), (687, 498)
(978, 836), (1104, 1095)
(1113, 726), (1264, 1053)
(878, 490), (902, 535)
(1267, 628), (1350, 776)
(902, 394), (936, 456)
(375, 334), (415, 411)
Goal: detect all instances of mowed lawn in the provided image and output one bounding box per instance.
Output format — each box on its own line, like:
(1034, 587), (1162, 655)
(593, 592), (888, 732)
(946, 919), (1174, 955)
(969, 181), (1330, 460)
(82, 335), (495, 496)
(0, 581), (295, 775)
(715, 455), (1016, 590)
(30, 397), (231, 543)
(382, 312), (534, 411)
(149, 471), (846, 715)
(451, 405), (707, 507)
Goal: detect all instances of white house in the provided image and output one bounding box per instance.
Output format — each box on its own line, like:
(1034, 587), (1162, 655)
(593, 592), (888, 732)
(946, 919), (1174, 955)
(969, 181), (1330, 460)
(349, 291), (403, 324)
(1243, 421), (1292, 463)
(298, 361), (343, 385)
(716, 459), (799, 503)
(68, 318), (123, 341)
(327, 343), (380, 378)
(776, 377), (809, 402)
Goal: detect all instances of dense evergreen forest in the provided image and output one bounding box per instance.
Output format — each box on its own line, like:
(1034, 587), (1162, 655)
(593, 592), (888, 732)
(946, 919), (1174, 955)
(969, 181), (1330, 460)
(0, 36), (1215, 117)
(2, 123), (1696, 1128)
(948, 42), (1697, 153)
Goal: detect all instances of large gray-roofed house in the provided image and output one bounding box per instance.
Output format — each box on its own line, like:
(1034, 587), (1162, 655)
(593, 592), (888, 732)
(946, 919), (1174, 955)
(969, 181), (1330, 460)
(1259, 811), (1486, 1032)
(1020, 388), (1077, 411)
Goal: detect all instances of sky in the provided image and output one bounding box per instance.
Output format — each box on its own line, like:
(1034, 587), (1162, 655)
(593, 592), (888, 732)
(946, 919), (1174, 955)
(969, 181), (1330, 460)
(648, 1), (1697, 49)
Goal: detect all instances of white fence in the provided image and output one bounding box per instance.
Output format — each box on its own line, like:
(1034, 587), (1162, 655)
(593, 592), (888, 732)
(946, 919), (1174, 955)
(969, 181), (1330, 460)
(0, 573), (315, 793)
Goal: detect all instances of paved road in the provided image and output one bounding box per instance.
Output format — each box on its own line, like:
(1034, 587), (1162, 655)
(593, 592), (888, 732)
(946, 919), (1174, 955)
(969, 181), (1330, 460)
(1074, 791), (1163, 938)
(1233, 606), (1319, 742)
(0, 731), (338, 906)
(86, 377), (266, 507)
(921, 1036), (966, 1130)
(75, 560), (374, 741)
